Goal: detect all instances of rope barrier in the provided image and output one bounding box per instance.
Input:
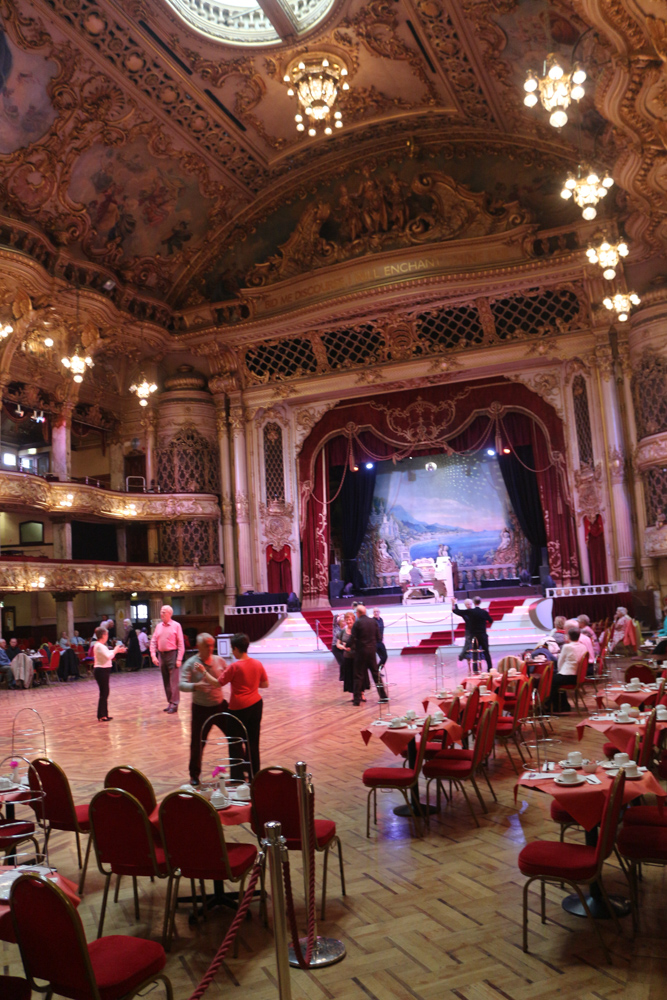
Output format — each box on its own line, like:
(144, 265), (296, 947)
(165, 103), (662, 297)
(186, 858), (264, 1000)
(282, 783), (317, 969)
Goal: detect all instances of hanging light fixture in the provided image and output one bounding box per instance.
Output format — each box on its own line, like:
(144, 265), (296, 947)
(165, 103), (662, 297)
(586, 237), (629, 280)
(129, 374), (158, 406)
(561, 165), (613, 220)
(61, 285), (93, 383)
(524, 54), (587, 128)
(603, 292), (640, 322)
(283, 53), (349, 137)
(0, 321), (13, 340)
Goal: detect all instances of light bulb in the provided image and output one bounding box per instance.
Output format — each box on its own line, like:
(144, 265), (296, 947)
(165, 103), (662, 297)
(618, 312), (628, 322)
(334, 111), (342, 119)
(619, 243), (629, 256)
(308, 128), (316, 136)
(524, 76), (538, 93)
(335, 120), (343, 128)
(341, 68), (347, 76)
(140, 398), (147, 406)
(342, 82), (349, 90)
(630, 293), (641, 305)
(523, 92), (538, 108)
(572, 67), (587, 85)
(295, 114), (302, 122)
(322, 58), (329, 67)
(283, 74), (290, 82)
(550, 109), (567, 128)
(600, 241), (610, 251)
(298, 62), (305, 70)
(565, 177), (576, 189)
(586, 248), (598, 260)
(548, 62), (564, 80)
(324, 126), (332, 134)
(74, 374), (83, 383)
(287, 88), (294, 96)
(44, 337), (54, 347)
(603, 297), (612, 309)
(582, 206), (597, 220)
(296, 123), (304, 131)
(571, 84), (585, 101)
(561, 188), (572, 200)
(587, 172), (599, 185)
(602, 175), (614, 188)
(603, 267), (616, 280)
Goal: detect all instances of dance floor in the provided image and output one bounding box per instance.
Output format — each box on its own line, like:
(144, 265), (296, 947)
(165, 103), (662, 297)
(2, 653), (666, 999)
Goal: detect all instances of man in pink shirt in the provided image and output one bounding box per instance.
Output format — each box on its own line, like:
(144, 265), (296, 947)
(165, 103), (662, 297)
(150, 605), (185, 714)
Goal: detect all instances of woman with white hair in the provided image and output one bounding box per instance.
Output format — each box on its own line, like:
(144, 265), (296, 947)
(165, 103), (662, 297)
(577, 614), (600, 658)
(610, 606), (635, 653)
(123, 617), (142, 672)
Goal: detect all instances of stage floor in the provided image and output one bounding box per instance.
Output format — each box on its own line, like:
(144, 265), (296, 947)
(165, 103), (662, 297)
(1, 658), (662, 1000)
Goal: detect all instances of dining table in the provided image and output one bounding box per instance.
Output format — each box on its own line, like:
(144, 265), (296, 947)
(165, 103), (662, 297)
(575, 714), (667, 753)
(597, 684), (662, 710)
(0, 867), (80, 942)
(515, 764), (665, 919)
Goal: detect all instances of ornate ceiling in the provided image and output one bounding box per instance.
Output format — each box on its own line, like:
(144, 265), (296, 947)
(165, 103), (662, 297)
(0, 0), (665, 368)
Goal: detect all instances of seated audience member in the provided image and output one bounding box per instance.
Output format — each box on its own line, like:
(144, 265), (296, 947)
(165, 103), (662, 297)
(549, 616), (568, 647)
(7, 637), (21, 660)
(0, 640), (17, 688)
(70, 630), (86, 646)
(577, 615), (600, 657)
(610, 606), (636, 653)
(547, 627), (588, 712)
(58, 631), (71, 650)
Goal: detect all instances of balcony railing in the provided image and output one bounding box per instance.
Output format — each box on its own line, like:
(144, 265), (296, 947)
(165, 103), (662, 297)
(0, 557), (224, 593)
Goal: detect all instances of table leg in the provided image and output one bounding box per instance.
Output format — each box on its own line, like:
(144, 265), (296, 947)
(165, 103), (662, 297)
(392, 736), (437, 818)
(178, 880), (260, 921)
(561, 825), (631, 919)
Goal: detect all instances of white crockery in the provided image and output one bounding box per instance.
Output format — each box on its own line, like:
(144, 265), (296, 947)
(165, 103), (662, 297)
(567, 751), (583, 766)
(559, 768), (579, 784)
(613, 752), (630, 765)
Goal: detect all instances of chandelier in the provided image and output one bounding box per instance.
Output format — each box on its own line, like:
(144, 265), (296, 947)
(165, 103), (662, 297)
(61, 348), (94, 383)
(561, 165), (613, 220)
(603, 292), (640, 323)
(283, 53), (349, 137)
(524, 54), (586, 128)
(0, 321), (13, 339)
(586, 237), (629, 280)
(129, 375), (158, 406)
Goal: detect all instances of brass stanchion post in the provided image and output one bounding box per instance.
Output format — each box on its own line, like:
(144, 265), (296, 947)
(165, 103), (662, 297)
(263, 822), (292, 1000)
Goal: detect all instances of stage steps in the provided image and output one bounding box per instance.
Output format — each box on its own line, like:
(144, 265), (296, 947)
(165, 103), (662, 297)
(300, 609), (334, 647)
(400, 598), (544, 655)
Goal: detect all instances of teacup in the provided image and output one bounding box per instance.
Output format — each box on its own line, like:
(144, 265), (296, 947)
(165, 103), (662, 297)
(567, 751), (583, 766)
(210, 790), (229, 808)
(620, 703), (632, 712)
(657, 708), (667, 721)
(235, 783), (251, 801)
(628, 706), (640, 717)
(432, 711), (444, 722)
(616, 713), (631, 723)
(455, 685), (465, 694)
(479, 685), (488, 694)
(614, 752), (630, 766)
(560, 768), (579, 783)
(623, 762), (639, 777)
(437, 690), (448, 699)
(389, 718), (403, 728)
(583, 761), (598, 775)
(628, 678), (641, 688)
(0, 776), (12, 790)
(405, 710), (417, 721)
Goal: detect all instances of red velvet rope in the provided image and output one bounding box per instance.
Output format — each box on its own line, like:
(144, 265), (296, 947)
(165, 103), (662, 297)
(186, 860), (263, 1000)
(281, 786), (317, 969)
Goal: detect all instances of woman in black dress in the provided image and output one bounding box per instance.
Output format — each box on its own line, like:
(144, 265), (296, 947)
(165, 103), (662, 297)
(122, 618), (142, 672)
(340, 611), (369, 702)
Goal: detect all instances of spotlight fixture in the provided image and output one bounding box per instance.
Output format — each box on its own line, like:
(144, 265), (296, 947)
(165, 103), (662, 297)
(129, 374), (158, 406)
(524, 54), (586, 128)
(0, 321), (13, 339)
(15, 404), (24, 417)
(283, 53), (349, 137)
(352, 464), (359, 472)
(586, 237), (629, 280)
(31, 410), (45, 423)
(603, 292), (640, 323)
(487, 448), (496, 457)
(561, 165), (613, 220)
(503, 448), (511, 455)
(365, 462), (374, 470)
(425, 461), (437, 472)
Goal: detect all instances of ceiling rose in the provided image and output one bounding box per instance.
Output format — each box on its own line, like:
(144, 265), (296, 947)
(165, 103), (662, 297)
(163, 0), (336, 46)
(283, 52), (349, 137)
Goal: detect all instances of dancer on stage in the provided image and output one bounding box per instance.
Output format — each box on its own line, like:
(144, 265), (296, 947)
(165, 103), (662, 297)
(92, 625), (126, 722)
(453, 597), (493, 671)
(150, 605), (185, 714)
(351, 605), (388, 705)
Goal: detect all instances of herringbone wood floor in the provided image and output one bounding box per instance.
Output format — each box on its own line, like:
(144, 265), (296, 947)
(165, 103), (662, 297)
(2, 655), (666, 1000)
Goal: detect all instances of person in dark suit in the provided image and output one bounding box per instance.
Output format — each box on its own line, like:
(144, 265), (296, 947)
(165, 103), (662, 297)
(453, 596), (493, 671)
(351, 605), (388, 705)
(372, 607), (388, 668)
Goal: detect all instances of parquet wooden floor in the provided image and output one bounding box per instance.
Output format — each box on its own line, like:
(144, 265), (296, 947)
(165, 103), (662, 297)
(1, 654), (666, 1000)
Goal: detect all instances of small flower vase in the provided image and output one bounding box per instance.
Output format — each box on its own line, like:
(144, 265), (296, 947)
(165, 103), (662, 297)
(10, 765), (19, 784)
(218, 776), (226, 796)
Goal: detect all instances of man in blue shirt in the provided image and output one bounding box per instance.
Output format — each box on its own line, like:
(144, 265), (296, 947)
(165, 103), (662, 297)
(0, 640), (17, 688)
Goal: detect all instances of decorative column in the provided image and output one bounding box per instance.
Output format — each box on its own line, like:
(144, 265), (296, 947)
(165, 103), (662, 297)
(109, 434), (124, 491)
(147, 526), (159, 564)
(51, 403), (73, 480)
(116, 527), (127, 562)
(148, 594), (163, 630)
(113, 592), (132, 636)
(594, 339), (635, 586)
(144, 407), (157, 488)
(52, 591), (75, 642)
(52, 516), (72, 560)
(230, 400), (254, 592)
(212, 389), (237, 599)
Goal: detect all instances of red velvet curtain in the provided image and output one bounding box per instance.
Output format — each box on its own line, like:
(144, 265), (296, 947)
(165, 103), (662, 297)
(267, 545), (292, 593)
(585, 514), (608, 585)
(301, 447), (330, 602)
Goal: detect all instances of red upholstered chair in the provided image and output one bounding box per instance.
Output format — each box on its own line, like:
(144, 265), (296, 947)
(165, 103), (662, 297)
(497, 656), (523, 674)
(105, 766), (160, 842)
(159, 790), (259, 952)
(518, 771), (626, 961)
(89, 788), (169, 939)
(39, 648), (61, 684)
(534, 663), (554, 716)
(10, 873), (172, 1000)
(250, 766), (344, 919)
(422, 705), (494, 827)
(446, 696), (461, 721)
(433, 701), (500, 802)
(625, 663), (655, 685)
(556, 653), (590, 715)
(495, 680), (532, 773)
(0, 976), (30, 1000)
(362, 718), (431, 837)
(458, 685), (480, 749)
(0, 817), (40, 861)
(29, 758), (91, 893)
(616, 787), (667, 932)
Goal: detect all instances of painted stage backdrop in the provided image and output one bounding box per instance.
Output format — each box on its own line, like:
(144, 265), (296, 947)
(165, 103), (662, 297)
(357, 453), (530, 590)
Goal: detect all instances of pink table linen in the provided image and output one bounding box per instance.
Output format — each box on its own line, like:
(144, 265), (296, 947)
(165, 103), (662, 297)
(514, 767), (665, 831)
(607, 686), (659, 709)
(215, 802), (252, 825)
(576, 716), (667, 753)
(361, 719), (462, 756)
(0, 869), (80, 942)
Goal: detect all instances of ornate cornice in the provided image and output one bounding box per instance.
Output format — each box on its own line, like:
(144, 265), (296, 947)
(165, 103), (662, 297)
(0, 559), (224, 593)
(636, 432), (667, 472)
(0, 472), (220, 521)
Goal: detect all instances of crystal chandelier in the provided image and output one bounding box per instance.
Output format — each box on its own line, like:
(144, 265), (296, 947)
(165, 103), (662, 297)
(61, 348), (94, 383)
(283, 53), (349, 137)
(524, 54), (586, 128)
(603, 292), (640, 323)
(586, 237), (629, 280)
(0, 321), (13, 339)
(561, 165), (613, 220)
(129, 375), (158, 406)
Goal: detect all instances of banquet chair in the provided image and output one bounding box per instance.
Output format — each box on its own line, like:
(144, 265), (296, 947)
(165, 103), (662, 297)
(617, 816), (667, 933)
(602, 706), (658, 763)
(0, 976), (30, 1000)
(28, 758), (91, 893)
(534, 664), (554, 733)
(495, 680), (532, 773)
(429, 702), (500, 807)
(0, 816), (40, 862)
(104, 765), (162, 890)
(159, 790), (260, 952)
(458, 685), (480, 749)
(250, 765), (344, 918)
(446, 696), (461, 721)
(10, 873), (173, 1000)
(89, 788), (169, 939)
(625, 664), (655, 685)
(362, 718), (431, 837)
(423, 706), (493, 827)
(518, 770), (626, 961)
(41, 648), (61, 685)
(556, 653), (590, 715)
(497, 656), (523, 674)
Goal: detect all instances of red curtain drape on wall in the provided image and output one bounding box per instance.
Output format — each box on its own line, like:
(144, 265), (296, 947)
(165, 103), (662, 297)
(267, 545), (292, 593)
(301, 447), (330, 602)
(584, 514), (608, 585)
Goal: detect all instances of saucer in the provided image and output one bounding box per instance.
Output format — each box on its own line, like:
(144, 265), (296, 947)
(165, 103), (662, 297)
(558, 759), (589, 769)
(613, 715), (633, 723)
(554, 775), (586, 786)
(388, 724), (407, 730)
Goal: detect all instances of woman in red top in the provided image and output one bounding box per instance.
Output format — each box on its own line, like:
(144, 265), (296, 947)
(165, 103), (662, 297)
(219, 633), (268, 777)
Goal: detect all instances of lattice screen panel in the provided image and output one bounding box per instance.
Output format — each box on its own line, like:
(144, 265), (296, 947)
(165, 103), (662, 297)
(644, 467), (667, 525)
(320, 325), (384, 369)
(416, 305), (484, 350)
(245, 338), (318, 382)
(572, 374), (594, 469)
(159, 520), (218, 566)
(491, 289), (581, 339)
(264, 422), (285, 502)
(157, 426), (219, 493)
(632, 353), (667, 439)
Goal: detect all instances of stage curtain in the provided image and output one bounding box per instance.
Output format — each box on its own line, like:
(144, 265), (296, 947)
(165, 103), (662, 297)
(339, 463), (376, 588)
(585, 514), (608, 585)
(497, 445), (547, 576)
(301, 447), (330, 602)
(267, 545), (292, 593)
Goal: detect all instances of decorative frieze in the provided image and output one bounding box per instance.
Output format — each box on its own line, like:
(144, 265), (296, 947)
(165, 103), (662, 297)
(0, 560), (224, 594)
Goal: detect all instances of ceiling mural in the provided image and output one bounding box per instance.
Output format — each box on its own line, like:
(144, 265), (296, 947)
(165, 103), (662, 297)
(0, 17), (56, 153)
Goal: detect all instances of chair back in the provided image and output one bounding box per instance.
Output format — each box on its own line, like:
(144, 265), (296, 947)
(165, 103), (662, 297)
(159, 791), (233, 880)
(480, 700), (499, 758)
(28, 758), (79, 830)
(497, 656), (522, 674)
(595, 770), (626, 866)
(89, 788), (160, 876)
(625, 663), (654, 685)
(48, 649), (60, 671)
(446, 696), (460, 721)
(460, 685), (480, 736)
(250, 766), (300, 843)
(496, 671), (510, 701)
(511, 680), (531, 730)
(536, 663), (553, 709)
(104, 765), (157, 814)
(10, 874), (96, 999)
(637, 708), (658, 769)
(575, 653), (589, 685)
(412, 717), (432, 778)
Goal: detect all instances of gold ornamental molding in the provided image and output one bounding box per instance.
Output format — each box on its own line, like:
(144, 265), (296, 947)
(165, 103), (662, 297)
(635, 433), (667, 473)
(645, 524), (667, 559)
(0, 559), (224, 594)
(0, 473), (220, 522)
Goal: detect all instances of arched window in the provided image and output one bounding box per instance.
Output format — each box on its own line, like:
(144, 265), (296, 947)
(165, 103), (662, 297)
(572, 374), (594, 469)
(263, 422), (285, 503)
